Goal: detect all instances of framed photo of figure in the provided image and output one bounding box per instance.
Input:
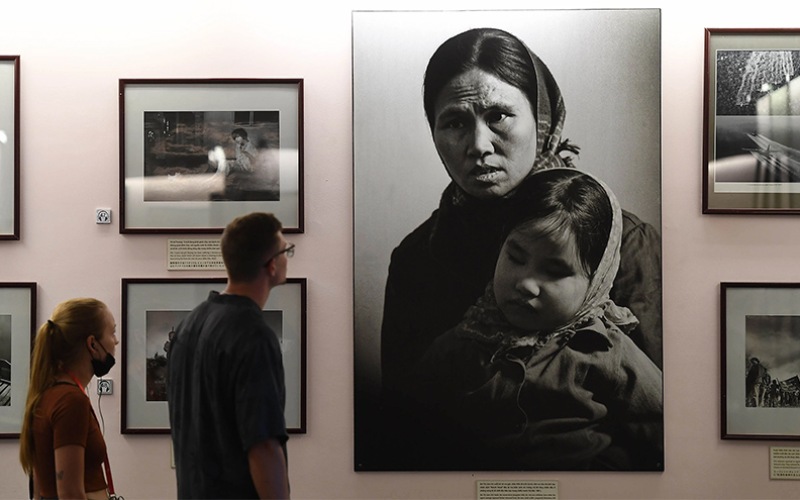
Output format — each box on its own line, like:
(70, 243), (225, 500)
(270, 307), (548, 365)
(703, 29), (800, 214)
(119, 79), (304, 233)
(353, 10), (663, 471)
(0, 56), (20, 240)
(722, 282), (800, 440)
(121, 277), (307, 434)
(0, 282), (36, 438)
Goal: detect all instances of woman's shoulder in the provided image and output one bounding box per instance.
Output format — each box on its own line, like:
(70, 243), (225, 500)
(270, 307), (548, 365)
(40, 383), (91, 415)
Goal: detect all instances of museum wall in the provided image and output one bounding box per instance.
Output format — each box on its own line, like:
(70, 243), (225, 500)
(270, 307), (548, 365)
(0, 0), (799, 498)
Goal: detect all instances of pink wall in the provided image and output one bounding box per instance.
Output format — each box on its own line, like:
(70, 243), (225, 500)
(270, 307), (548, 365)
(0, 1), (799, 498)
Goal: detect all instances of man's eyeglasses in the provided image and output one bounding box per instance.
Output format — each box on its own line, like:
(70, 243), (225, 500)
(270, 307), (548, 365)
(269, 243), (295, 261)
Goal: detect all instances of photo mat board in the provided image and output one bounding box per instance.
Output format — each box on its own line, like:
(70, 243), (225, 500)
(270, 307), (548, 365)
(0, 283), (36, 438)
(0, 56), (20, 240)
(353, 9), (663, 471)
(703, 29), (800, 213)
(122, 278), (307, 434)
(722, 283), (800, 440)
(120, 79), (303, 233)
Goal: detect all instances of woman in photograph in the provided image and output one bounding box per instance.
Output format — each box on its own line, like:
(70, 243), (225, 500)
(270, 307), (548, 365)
(378, 27), (662, 467)
(19, 298), (118, 500)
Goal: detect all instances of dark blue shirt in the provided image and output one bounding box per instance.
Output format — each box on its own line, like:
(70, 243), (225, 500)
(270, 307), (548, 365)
(167, 291), (287, 499)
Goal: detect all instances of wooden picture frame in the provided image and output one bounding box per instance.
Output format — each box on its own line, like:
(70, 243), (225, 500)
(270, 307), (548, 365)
(0, 282), (36, 438)
(121, 277), (307, 434)
(119, 79), (304, 233)
(721, 282), (800, 439)
(703, 29), (800, 214)
(0, 56), (20, 240)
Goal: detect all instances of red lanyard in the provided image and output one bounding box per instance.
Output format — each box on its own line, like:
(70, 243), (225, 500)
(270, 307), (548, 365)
(64, 371), (117, 497)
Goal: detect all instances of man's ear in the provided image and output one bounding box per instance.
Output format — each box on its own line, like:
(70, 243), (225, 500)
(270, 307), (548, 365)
(265, 258), (277, 277)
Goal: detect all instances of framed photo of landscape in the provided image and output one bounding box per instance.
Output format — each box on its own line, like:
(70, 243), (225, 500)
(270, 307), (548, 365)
(703, 29), (800, 214)
(121, 277), (307, 434)
(0, 56), (20, 240)
(119, 79), (304, 233)
(0, 282), (36, 438)
(721, 282), (800, 440)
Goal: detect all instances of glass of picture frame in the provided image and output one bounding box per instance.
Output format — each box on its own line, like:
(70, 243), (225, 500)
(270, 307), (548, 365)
(721, 282), (800, 439)
(0, 282), (36, 438)
(0, 56), (20, 240)
(703, 29), (800, 214)
(121, 277), (306, 434)
(119, 79), (304, 233)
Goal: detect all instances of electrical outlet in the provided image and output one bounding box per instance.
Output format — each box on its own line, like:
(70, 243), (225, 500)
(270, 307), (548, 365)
(97, 379), (113, 395)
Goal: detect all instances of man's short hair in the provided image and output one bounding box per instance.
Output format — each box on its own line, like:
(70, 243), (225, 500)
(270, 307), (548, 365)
(231, 128), (249, 140)
(221, 212), (282, 282)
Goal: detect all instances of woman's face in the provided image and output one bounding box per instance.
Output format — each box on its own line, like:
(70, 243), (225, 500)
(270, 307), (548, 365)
(97, 307), (119, 358)
(494, 221), (590, 331)
(432, 68), (538, 199)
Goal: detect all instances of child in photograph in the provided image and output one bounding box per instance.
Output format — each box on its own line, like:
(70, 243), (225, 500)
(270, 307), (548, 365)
(411, 168), (663, 471)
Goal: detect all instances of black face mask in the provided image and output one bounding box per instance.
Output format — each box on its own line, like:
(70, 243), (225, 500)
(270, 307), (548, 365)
(91, 342), (116, 377)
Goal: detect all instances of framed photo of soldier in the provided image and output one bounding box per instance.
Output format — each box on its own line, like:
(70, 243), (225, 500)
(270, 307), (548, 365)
(722, 282), (800, 440)
(121, 277), (307, 434)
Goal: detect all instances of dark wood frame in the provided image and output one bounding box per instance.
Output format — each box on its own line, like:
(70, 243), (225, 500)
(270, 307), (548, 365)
(703, 29), (800, 214)
(721, 282), (800, 440)
(0, 282), (36, 438)
(121, 277), (307, 434)
(119, 78), (304, 233)
(0, 56), (20, 240)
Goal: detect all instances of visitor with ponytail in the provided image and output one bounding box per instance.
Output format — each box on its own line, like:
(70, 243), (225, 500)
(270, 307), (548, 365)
(19, 298), (118, 500)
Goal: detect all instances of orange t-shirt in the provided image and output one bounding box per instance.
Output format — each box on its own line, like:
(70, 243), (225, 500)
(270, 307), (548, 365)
(32, 382), (107, 497)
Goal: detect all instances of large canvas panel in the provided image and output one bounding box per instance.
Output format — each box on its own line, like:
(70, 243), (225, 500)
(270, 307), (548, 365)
(354, 9), (662, 471)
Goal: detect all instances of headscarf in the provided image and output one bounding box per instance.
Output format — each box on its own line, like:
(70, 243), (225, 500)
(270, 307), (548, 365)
(453, 168), (638, 351)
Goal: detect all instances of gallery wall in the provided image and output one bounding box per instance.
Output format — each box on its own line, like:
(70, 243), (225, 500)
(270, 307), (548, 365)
(1, 0), (799, 498)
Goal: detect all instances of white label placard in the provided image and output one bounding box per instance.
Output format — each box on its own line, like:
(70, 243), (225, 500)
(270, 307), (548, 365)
(771, 447), (800, 480)
(477, 480), (558, 500)
(167, 239), (224, 271)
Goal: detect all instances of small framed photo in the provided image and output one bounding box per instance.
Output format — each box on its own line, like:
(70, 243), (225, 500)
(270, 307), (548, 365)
(121, 277), (307, 434)
(703, 29), (800, 214)
(119, 79), (304, 233)
(0, 282), (36, 438)
(721, 282), (800, 439)
(0, 56), (20, 240)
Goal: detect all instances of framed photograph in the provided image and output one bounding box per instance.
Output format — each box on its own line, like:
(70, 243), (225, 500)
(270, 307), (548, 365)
(121, 277), (306, 434)
(119, 79), (304, 233)
(0, 282), (36, 438)
(703, 29), (800, 214)
(721, 282), (800, 439)
(354, 10), (662, 471)
(0, 56), (20, 240)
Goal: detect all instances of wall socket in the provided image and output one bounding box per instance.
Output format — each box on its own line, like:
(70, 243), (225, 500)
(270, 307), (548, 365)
(97, 379), (113, 395)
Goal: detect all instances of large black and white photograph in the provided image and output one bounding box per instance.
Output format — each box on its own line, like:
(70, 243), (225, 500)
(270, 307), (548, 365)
(0, 56), (19, 240)
(120, 79), (303, 233)
(723, 283), (800, 440)
(142, 111), (280, 203)
(145, 310), (189, 402)
(703, 29), (800, 213)
(353, 10), (663, 471)
(0, 282), (35, 438)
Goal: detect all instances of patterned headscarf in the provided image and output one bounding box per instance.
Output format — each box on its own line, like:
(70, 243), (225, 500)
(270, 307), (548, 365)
(455, 168), (638, 348)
